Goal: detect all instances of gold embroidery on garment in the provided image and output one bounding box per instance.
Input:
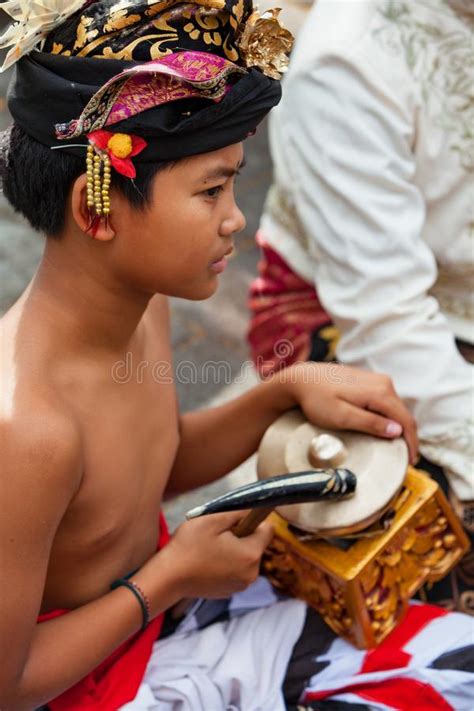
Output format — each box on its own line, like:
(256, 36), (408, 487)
(98, 33), (176, 60)
(152, 14), (180, 34)
(234, 0), (245, 23)
(430, 263), (474, 321)
(76, 34), (117, 57)
(104, 11), (142, 33)
(51, 42), (70, 55)
(74, 16), (99, 51)
(145, 0), (226, 16)
(183, 9), (229, 48)
(222, 33), (239, 62)
(194, 14), (220, 30)
(145, 0), (183, 18)
(374, 0), (474, 172)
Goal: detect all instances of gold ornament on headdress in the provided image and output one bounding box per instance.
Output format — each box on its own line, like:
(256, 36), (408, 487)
(237, 9), (294, 80)
(0, 0), (86, 71)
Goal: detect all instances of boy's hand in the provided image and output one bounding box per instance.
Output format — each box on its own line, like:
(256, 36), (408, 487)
(159, 511), (274, 600)
(276, 362), (418, 464)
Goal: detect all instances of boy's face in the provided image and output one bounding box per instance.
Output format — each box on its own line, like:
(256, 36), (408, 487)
(110, 142), (246, 300)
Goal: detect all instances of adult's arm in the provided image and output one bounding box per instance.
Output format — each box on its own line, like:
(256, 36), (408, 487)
(281, 53), (473, 500)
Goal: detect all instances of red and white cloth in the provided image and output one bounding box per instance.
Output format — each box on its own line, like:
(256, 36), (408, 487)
(301, 603), (473, 710)
(120, 578), (474, 710)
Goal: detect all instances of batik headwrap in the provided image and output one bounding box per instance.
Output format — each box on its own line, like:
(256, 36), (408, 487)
(2, 1), (292, 157)
(1, 1), (292, 223)
(44, 0), (254, 66)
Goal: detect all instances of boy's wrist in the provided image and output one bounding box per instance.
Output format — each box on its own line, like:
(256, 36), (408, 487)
(261, 362), (323, 416)
(132, 546), (187, 618)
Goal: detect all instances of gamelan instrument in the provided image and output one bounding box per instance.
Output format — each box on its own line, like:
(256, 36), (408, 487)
(175, 467), (357, 619)
(256, 410), (469, 649)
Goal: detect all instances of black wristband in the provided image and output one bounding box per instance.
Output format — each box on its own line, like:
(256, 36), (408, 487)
(111, 578), (151, 631)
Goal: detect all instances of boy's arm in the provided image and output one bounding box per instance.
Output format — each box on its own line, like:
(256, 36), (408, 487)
(167, 362), (418, 495)
(0, 413), (181, 710)
(167, 374), (292, 496)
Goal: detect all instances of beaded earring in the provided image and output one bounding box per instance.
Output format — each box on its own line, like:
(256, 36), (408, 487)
(86, 145), (111, 217)
(85, 130), (147, 234)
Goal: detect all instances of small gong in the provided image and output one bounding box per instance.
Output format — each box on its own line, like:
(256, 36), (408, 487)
(257, 410), (408, 536)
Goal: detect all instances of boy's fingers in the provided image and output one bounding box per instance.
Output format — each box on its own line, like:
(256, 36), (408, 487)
(338, 402), (406, 445)
(196, 509), (251, 532)
(191, 511), (274, 540)
(252, 520), (275, 549)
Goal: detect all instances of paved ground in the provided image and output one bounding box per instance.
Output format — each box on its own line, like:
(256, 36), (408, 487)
(0, 2), (311, 529)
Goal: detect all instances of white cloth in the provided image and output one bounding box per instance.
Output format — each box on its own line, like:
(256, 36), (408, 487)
(119, 598), (307, 711)
(262, 0), (474, 499)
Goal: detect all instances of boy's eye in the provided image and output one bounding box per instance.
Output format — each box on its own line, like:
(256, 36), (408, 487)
(204, 185), (224, 198)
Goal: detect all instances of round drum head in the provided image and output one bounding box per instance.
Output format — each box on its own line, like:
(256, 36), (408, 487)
(257, 410), (408, 535)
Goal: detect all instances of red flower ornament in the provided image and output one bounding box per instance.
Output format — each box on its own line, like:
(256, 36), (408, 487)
(87, 130), (147, 178)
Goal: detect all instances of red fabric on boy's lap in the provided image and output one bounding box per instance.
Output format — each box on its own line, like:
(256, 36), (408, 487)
(37, 514), (170, 711)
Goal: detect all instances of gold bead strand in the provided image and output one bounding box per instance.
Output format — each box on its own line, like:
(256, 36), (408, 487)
(86, 145), (95, 211)
(93, 152), (103, 216)
(102, 155), (111, 217)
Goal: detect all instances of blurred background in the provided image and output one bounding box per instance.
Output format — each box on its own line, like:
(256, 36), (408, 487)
(0, 2), (312, 527)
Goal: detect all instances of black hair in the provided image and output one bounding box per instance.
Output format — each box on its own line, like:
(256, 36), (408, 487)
(0, 123), (174, 238)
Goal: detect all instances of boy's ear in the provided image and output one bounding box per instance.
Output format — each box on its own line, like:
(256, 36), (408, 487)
(71, 174), (116, 242)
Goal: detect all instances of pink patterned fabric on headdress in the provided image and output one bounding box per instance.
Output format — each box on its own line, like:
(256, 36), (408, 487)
(55, 50), (246, 140)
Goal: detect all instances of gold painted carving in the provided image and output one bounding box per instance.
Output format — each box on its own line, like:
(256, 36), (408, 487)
(262, 469), (469, 648)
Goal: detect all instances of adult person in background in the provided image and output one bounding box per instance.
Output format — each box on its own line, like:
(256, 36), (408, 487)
(248, 0), (473, 610)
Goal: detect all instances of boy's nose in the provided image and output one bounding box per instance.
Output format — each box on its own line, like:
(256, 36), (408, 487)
(220, 202), (246, 237)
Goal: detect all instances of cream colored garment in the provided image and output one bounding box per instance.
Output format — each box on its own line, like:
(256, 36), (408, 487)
(262, 0), (474, 499)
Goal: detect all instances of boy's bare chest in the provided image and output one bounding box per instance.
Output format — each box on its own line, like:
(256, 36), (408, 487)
(42, 373), (179, 612)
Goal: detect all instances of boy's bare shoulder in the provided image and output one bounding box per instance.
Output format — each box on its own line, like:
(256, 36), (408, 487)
(1, 401), (83, 497)
(0, 315), (83, 497)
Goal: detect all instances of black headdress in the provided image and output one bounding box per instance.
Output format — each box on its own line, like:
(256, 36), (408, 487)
(1, 1), (292, 222)
(3, 1), (293, 160)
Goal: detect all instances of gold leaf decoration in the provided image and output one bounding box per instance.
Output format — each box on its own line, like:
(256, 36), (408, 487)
(237, 8), (294, 80)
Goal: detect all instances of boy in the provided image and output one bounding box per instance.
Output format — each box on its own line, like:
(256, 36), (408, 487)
(1, 2), (466, 710)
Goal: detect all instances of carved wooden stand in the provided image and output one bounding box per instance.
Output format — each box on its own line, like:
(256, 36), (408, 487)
(262, 468), (469, 648)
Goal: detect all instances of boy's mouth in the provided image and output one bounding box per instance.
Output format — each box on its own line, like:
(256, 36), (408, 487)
(210, 257), (228, 273)
(210, 245), (234, 274)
